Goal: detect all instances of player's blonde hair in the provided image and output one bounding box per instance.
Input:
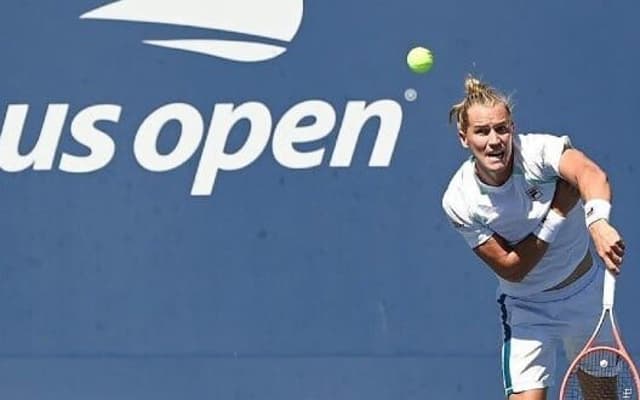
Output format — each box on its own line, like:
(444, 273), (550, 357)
(449, 75), (513, 132)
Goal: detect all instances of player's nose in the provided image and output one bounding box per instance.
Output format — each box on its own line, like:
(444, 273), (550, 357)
(488, 130), (502, 146)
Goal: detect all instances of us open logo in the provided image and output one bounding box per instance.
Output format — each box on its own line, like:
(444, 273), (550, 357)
(0, 0), (404, 197)
(81, 0), (304, 62)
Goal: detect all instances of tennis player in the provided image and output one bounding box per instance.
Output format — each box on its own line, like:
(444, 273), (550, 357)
(442, 76), (626, 400)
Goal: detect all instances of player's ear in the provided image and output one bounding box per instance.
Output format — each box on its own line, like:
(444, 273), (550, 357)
(458, 130), (469, 148)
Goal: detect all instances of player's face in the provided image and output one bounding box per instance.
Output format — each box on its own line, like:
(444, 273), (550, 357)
(459, 103), (514, 186)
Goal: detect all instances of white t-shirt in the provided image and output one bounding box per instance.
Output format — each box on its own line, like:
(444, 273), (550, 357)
(442, 133), (590, 297)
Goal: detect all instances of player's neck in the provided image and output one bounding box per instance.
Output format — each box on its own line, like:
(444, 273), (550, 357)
(475, 158), (514, 187)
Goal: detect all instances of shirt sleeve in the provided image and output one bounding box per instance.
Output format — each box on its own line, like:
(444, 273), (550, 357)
(536, 134), (573, 179)
(442, 190), (493, 249)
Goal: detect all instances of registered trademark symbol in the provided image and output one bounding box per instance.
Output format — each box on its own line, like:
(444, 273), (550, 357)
(404, 88), (418, 102)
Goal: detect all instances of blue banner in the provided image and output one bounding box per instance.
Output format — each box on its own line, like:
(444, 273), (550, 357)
(1, 1), (639, 398)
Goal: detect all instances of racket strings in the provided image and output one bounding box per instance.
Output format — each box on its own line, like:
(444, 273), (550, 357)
(563, 349), (636, 399)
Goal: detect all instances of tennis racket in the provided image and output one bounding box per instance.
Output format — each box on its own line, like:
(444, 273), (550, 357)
(559, 270), (640, 399)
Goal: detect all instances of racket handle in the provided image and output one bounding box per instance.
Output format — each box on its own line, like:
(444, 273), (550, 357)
(603, 268), (616, 308)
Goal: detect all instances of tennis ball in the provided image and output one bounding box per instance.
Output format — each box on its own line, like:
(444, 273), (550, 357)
(407, 46), (434, 74)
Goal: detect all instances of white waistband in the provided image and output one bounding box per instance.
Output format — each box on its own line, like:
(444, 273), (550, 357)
(497, 261), (601, 303)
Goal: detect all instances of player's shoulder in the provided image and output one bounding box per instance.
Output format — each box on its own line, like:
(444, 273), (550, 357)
(517, 132), (561, 145)
(516, 132), (571, 149)
(442, 159), (477, 212)
(515, 132), (571, 161)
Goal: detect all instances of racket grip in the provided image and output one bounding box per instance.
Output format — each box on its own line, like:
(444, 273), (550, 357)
(603, 268), (616, 308)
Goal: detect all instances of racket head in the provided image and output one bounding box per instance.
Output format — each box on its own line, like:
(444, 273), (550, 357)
(559, 346), (640, 399)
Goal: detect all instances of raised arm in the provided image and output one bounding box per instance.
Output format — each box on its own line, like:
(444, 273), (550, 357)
(473, 180), (580, 282)
(558, 148), (625, 273)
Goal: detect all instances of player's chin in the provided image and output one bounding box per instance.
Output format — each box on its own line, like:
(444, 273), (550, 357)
(479, 158), (509, 172)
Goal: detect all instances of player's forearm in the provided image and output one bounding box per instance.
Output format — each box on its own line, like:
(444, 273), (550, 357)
(475, 211), (564, 282)
(492, 233), (549, 282)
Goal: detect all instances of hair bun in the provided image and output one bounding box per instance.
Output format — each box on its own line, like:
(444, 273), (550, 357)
(449, 75), (512, 131)
(464, 76), (486, 95)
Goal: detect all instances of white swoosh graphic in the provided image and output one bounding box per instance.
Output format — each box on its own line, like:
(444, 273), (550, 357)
(145, 39), (286, 62)
(81, 0), (303, 61)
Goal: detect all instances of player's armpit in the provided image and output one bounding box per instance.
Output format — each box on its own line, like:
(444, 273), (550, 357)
(473, 233), (549, 283)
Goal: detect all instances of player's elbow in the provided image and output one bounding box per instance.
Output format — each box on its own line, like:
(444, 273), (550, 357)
(589, 165), (608, 182)
(492, 257), (532, 283)
(579, 163), (608, 186)
(473, 238), (537, 283)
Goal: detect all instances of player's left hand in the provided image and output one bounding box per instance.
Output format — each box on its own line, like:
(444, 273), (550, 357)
(589, 220), (625, 274)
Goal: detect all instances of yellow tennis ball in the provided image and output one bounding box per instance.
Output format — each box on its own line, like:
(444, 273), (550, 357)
(407, 46), (434, 74)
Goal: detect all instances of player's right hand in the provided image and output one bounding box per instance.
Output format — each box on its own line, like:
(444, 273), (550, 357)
(589, 220), (625, 274)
